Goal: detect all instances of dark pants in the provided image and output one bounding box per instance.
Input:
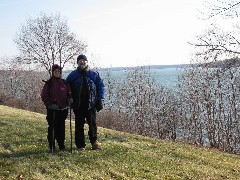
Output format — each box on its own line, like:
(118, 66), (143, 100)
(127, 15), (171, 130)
(74, 109), (97, 148)
(46, 109), (68, 150)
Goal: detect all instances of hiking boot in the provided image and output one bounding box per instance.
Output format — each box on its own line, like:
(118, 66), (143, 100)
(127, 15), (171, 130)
(59, 147), (66, 151)
(78, 147), (85, 151)
(59, 145), (65, 151)
(49, 148), (55, 153)
(77, 146), (85, 151)
(91, 141), (102, 150)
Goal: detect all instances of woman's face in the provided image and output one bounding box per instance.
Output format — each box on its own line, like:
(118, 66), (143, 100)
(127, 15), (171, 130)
(53, 69), (61, 77)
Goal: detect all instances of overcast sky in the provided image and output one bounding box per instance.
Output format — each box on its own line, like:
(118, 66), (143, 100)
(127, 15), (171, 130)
(0, 0), (209, 67)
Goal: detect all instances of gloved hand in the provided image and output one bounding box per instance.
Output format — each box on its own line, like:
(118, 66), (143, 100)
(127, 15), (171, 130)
(68, 97), (73, 104)
(95, 100), (103, 112)
(48, 104), (58, 110)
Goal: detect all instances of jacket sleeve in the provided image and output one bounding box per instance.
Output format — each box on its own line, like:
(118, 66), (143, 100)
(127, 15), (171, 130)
(95, 72), (105, 100)
(66, 83), (72, 97)
(66, 72), (74, 96)
(41, 82), (51, 107)
(66, 71), (74, 84)
(66, 73), (71, 84)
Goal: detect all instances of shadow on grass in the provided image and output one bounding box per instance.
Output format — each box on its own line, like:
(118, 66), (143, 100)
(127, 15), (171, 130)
(0, 148), (48, 159)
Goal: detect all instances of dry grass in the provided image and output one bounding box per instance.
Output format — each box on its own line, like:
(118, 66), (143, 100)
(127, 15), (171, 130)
(1, 105), (240, 179)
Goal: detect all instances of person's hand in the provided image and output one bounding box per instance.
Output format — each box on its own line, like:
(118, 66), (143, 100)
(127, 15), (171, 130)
(95, 100), (103, 112)
(48, 104), (58, 110)
(68, 97), (73, 104)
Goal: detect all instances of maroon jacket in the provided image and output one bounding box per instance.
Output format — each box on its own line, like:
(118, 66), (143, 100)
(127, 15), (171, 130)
(41, 77), (71, 109)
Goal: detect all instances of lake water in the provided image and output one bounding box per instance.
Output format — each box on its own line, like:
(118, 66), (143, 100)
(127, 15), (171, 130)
(99, 67), (182, 88)
(63, 67), (182, 88)
(149, 67), (181, 88)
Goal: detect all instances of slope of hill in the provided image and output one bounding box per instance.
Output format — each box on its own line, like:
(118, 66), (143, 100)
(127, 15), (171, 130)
(0, 105), (239, 179)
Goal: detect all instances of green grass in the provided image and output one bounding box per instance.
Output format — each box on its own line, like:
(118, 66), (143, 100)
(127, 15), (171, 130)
(0, 105), (240, 179)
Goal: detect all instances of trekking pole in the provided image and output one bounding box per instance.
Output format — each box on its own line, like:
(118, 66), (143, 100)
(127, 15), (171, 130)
(69, 93), (73, 153)
(51, 99), (57, 154)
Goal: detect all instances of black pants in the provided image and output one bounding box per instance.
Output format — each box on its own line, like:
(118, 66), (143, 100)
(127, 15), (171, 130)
(74, 109), (97, 148)
(46, 109), (68, 150)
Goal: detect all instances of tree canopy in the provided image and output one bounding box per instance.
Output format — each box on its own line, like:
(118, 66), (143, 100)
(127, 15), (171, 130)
(14, 13), (87, 76)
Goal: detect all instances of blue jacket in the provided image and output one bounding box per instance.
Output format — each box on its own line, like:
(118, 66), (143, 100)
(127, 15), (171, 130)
(66, 69), (104, 110)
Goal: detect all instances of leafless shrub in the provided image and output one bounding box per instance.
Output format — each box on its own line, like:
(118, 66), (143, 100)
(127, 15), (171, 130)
(0, 68), (48, 113)
(177, 58), (240, 153)
(97, 110), (130, 132)
(101, 66), (178, 139)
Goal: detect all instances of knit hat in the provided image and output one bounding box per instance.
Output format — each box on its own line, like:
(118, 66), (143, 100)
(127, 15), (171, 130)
(77, 54), (87, 63)
(52, 64), (61, 72)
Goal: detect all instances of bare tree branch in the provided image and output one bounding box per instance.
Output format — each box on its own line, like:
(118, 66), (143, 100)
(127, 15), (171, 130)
(200, 0), (240, 19)
(14, 12), (87, 76)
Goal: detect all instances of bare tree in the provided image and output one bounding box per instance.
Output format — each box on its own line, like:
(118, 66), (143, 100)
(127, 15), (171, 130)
(200, 0), (240, 19)
(189, 24), (240, 64)
(178, 22), (240, 152)
(176, 0), (240, 153)
(14, 12), (87, 76)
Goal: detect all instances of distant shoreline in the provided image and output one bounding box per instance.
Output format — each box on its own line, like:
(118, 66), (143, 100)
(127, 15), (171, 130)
(100, 64), (188, 71)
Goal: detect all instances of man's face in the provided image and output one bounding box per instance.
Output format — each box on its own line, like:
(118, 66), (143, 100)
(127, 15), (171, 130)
(78, 59), (88, 66)
(78, 59), (88, 69)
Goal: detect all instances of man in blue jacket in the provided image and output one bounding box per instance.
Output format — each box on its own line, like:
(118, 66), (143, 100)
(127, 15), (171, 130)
(66, 54), (104, 150)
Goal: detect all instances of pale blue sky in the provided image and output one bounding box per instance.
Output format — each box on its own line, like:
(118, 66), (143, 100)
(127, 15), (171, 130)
(0, 0), (207, 67)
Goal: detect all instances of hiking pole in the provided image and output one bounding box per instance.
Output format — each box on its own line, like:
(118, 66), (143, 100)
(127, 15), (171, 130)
(69, 93), (73, 153)
(51, 99), (57, 154)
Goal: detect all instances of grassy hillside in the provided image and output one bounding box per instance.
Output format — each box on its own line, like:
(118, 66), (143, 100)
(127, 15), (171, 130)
(0, 105), (240, 179)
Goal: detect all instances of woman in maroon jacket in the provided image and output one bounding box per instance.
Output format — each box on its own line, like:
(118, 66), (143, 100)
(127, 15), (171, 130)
(41, 64), (71, 152)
